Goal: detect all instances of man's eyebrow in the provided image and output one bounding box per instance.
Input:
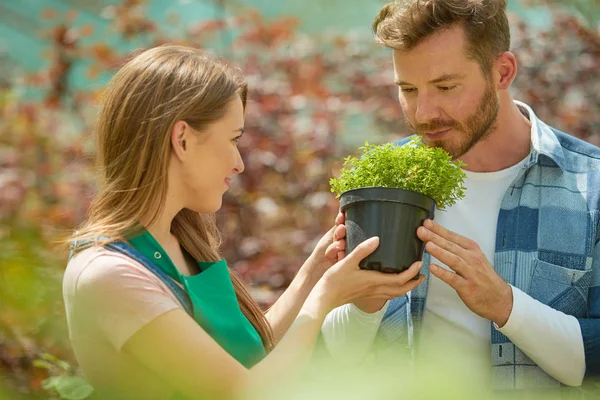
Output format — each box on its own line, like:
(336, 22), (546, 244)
(234, 128), (245, 134)
(395, 73), (467, 86)
(429, 74), (466, 84)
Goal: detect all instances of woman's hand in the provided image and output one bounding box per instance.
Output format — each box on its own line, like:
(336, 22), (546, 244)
(308, 237), (425, 315)
(303, 212), (347, 281)
(264, 213), (347, 343)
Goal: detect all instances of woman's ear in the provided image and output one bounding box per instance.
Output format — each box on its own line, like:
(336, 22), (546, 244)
(170, 121), (189, 162)
(494, 51), (517, 91)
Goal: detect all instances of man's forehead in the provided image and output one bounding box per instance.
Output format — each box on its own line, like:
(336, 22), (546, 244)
(392, 47), (478, 83)
(392, 26), (470, 65)
(393, 54), (471, 81)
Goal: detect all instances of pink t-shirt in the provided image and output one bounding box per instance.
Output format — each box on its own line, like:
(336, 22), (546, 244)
(63, 246), (185, 399)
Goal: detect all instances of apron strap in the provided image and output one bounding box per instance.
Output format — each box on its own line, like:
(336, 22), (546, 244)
(105, 241), (194, 317)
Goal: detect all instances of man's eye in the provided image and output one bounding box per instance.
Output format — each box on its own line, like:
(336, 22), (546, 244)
(439, 85), (457, 91)
(400, 87), (416, 93)
(233, 136), (242, 145)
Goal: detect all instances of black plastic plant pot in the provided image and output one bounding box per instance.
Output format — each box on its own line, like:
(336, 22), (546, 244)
(340, 187), (436, 274)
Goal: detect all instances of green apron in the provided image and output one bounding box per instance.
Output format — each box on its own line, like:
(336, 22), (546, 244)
(128, 231), (267, 370)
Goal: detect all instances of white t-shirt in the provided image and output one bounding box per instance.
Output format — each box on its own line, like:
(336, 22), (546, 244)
(415, 156), (528, 387)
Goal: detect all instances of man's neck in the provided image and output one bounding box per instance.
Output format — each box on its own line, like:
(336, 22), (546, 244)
(459, 97), (532, 173)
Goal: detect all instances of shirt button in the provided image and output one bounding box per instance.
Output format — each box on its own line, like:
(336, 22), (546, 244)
(154, 252), (162, 259)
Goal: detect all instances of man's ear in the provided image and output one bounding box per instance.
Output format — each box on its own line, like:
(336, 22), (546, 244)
(494, 51), (517, 91)
(170, 120), (189, 162)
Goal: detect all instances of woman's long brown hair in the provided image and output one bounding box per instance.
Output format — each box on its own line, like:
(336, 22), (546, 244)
(71, 45), (274, 351)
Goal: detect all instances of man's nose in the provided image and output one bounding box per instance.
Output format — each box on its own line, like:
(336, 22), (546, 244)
(414, 94), (441, 124)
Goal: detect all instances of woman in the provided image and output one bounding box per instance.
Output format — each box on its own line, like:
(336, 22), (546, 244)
(63, 45), (424, 400)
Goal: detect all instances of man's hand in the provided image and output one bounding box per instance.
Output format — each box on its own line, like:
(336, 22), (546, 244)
(417, 219), (513, 327)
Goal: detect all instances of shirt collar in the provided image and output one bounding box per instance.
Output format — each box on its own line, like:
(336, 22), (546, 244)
(516, 100), (567, 171)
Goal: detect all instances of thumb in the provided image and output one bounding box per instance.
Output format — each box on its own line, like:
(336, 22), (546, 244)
(341, 236), (379, 267)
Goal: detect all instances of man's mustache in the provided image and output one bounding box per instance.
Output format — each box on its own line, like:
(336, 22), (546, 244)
(406, 118), (458, 134)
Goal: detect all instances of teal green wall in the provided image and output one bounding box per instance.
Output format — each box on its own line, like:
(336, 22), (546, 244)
(0, 0), (550, 91)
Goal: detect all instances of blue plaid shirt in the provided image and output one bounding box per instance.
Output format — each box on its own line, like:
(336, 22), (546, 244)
(375, 102), (600, 391)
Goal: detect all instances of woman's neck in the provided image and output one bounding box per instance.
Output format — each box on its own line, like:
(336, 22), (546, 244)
(144, 201), (182, 248)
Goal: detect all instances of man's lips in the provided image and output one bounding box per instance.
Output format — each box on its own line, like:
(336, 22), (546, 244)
(424, 128), (452, 140)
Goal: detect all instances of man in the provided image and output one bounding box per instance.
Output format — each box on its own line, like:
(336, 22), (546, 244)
(321, 0), (600, 394)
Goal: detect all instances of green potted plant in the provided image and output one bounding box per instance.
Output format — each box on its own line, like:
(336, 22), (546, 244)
(330, 137), (466, 273)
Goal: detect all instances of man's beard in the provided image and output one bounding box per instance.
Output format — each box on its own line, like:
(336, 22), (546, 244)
(405, 81), (500, 159)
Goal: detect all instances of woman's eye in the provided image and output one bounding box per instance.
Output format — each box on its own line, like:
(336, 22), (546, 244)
(400, 87), (416, 93)
(233, 136), (242, 145)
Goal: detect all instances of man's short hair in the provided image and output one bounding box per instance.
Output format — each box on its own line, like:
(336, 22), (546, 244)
(373, 0), (511, 74)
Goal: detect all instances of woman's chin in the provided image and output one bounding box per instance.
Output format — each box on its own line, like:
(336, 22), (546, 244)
(187, 200), (223, 214)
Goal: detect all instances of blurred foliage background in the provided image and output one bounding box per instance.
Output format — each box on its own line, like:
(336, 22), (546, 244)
(0, 0), (598, 398)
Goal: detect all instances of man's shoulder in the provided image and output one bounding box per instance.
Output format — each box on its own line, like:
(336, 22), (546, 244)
(543, 127), (600, 214)
(550, 127), (600, 168)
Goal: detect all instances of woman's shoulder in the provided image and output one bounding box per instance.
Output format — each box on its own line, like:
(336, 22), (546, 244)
(63, 246), (171, 302)
(66, 246), (142, 284)
(63, 246), (184, 352)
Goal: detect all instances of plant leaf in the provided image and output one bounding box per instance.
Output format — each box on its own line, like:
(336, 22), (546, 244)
(33, 359), (54, 370)
(40, 353), (72, 371)
(55, 376), (94, 400)
(330, 137), (466, 208)
(42, 376), (61, 390)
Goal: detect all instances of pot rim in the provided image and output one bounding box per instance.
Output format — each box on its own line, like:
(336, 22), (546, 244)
(339, 186), (436, 213)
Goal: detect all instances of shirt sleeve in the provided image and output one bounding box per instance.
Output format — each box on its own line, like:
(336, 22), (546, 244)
(72, 252), (183, 351)
(321, 301), (389, 363)
(497, 285), (586, 386)
(577, 239), (600, 376)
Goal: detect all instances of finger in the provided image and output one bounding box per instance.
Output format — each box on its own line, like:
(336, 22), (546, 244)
(424, 241), (470, 277)
(417, 225), (471, 262)
(423, 219), (478, 250)
(366, 261), (422, 288)
(335, 212), (345, 226)
(326, 239), (345, 252)
(333, 224), (346, 241)
(393, 260), (423, 283)
(337, 250), (346, 262)
(429, 263), (466, 291)
(371, 274), (426, 298)
(325, 240), (346, 261)
(325, 242), (338, 262)
(341, 236), (379, 267)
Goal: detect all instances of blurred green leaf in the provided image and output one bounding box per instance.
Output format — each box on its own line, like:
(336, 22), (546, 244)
(32, 359), (54, 371)
(43, 376), (93, 400)
(42, 376), (61, 391)
(40, 353), (71, 372)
